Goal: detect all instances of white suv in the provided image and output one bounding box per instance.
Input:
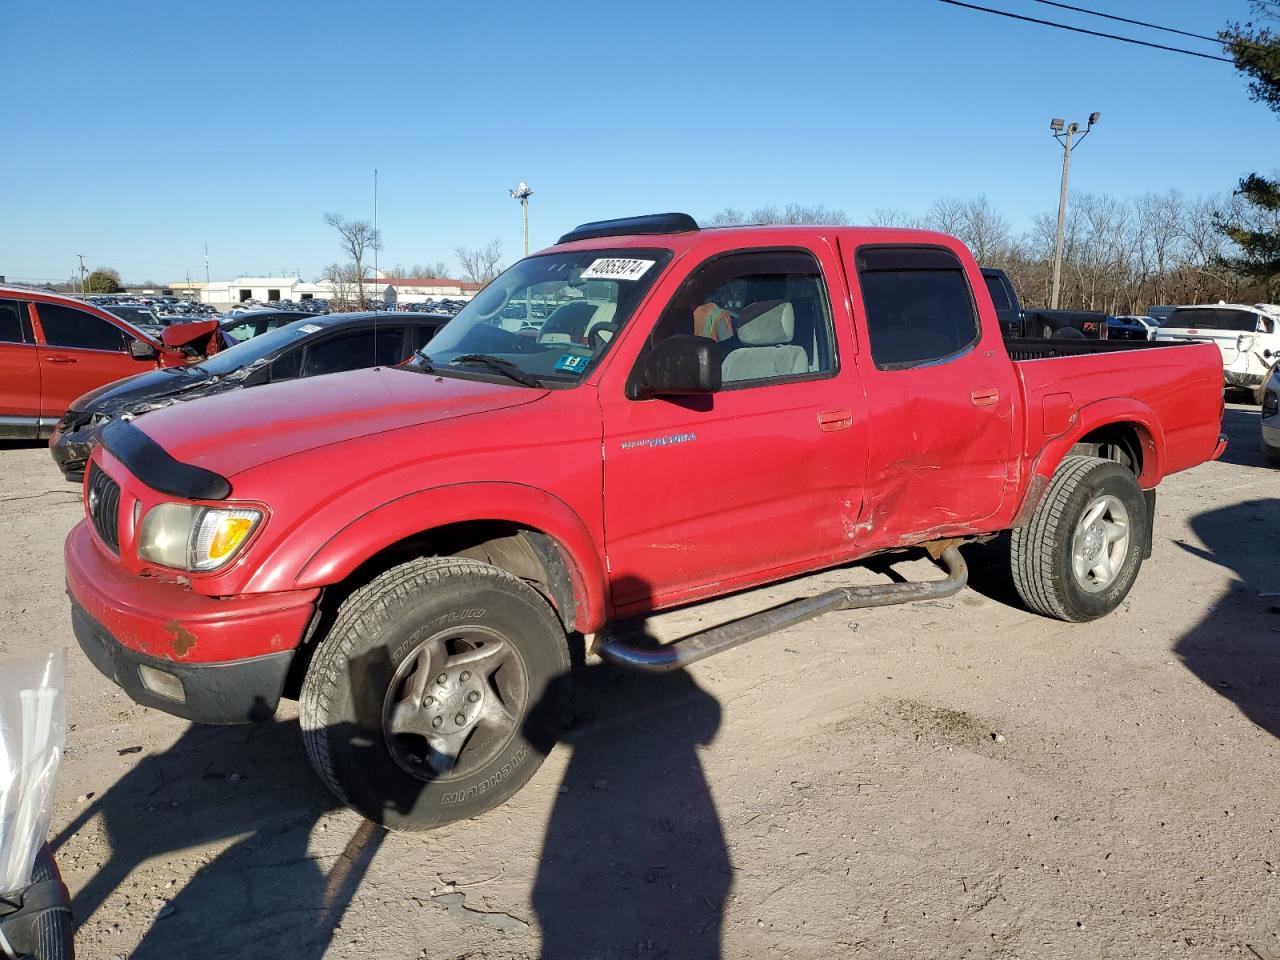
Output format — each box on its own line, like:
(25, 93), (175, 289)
(1156, 303), (1280, 403)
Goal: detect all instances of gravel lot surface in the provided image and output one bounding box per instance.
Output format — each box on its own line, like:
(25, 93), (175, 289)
(0, 404), (1276, 960)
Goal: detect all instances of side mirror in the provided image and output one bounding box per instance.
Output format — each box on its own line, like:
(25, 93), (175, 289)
(129, 340), (158, 360)
(632, 335), (721, 400)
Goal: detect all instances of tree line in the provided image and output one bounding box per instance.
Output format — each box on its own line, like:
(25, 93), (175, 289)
(705, 192), (1277, 315)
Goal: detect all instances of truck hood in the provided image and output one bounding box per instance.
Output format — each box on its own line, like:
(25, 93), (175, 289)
(132, 367), (548, 479)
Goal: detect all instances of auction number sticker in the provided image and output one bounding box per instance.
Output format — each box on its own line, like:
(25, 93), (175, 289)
(579, 258), (655, 281)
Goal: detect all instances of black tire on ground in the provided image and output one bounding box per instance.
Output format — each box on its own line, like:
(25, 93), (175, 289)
(300, 556), (570, 831)
(1010, 455), (1148, 622)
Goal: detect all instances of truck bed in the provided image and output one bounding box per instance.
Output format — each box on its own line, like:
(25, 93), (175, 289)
(1009, 337), (1224, 481)
(1004, 338), (1197, 362)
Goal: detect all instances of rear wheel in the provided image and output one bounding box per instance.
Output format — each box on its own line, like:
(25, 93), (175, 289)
(300, 557), (570, 830)
(1011, 456), (1147, 622)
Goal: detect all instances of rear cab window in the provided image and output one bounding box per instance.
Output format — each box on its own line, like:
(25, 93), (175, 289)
(855, 246), (980, 370)
(1165, 309), (1260, 332)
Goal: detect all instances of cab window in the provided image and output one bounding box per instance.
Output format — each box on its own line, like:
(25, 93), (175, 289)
(644, 250), (836, 388)
(856, 246), (979, 370)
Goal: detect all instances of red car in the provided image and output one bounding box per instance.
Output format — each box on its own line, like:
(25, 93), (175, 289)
(0, 286), (221, 440)
(63, 215), (1226, 830)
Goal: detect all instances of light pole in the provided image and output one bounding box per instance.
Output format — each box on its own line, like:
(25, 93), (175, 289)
(1049, 112), (1099, 310)
(510, 181), (533, 256)
(77, 254), (87, 295)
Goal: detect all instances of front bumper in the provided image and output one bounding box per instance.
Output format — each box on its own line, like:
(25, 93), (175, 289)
(64, 520), (319, 723)
(71, 601), (293, 723)
(48, 423), (99, 482)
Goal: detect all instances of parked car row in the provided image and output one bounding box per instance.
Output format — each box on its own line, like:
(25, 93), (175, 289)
(0, 286), (229, 440)
(50, 310), (451, 479)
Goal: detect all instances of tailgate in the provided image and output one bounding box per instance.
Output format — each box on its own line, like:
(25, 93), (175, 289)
(1013, 340), (1223, 482)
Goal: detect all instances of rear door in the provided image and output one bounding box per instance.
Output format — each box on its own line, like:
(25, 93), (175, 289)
(31, 301), (147, 418)
(840, 242), (1017, 547)
(0, 298), (41, 434)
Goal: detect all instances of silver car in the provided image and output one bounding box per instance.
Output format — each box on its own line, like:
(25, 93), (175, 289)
(1262, 362), (1280, 465)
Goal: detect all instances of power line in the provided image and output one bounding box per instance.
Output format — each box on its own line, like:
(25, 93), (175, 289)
(935, 0), (1234, 62)
(1031, 0), (1219, 44)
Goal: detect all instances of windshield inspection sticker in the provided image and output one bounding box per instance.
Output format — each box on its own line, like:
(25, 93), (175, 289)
(298, 323), (322, 333)
(555, 353), (591, 374)
(579, 258), (656, 282)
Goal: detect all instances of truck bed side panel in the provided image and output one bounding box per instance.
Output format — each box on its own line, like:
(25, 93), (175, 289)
(1012, 340), (1223, 492)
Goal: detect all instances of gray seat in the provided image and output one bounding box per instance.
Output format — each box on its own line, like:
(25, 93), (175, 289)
(721, 300), (807, 383)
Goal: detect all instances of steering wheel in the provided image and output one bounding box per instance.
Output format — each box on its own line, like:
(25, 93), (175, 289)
(588, 323), (620, 351)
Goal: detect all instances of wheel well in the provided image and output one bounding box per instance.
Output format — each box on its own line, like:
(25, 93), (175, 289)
(282, 521), (579, 700)
(1071, 422), (1148, 480)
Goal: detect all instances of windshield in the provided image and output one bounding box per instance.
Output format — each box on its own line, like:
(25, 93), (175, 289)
(1166, 308), (1259, 332)
(196, 317), (330, 376)
(409, 248), (672, 384)
(105, 305), (159, 326)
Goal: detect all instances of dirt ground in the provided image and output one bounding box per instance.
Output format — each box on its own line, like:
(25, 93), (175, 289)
(1, 404), (1278, 960)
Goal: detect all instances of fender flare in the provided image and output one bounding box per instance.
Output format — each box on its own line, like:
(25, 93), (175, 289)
(1013, 397), (1165, 525)
(293, 481), (608, 632)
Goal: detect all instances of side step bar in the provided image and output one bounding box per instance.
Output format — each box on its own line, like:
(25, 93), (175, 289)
(598, 546), (968, 674)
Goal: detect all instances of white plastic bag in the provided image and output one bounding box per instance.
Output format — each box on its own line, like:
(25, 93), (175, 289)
(0, 649), (66, 897)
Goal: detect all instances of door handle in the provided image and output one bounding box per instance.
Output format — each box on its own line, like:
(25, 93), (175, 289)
(44, 356), (77, 365)
(817, 408), (853, 432)
(971, 386), (999, 407)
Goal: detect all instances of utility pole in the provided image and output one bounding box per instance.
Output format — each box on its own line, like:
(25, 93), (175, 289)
(205, 242), (210, 283)
(77, 255), (87, 295)
(1049, 113), (1100, 310)
(510, 181), (533, 256)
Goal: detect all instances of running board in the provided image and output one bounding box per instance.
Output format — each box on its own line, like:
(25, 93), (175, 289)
(598, 545), (968, 674)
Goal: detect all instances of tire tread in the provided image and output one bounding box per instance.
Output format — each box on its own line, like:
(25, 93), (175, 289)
(299, 556), (565, 816)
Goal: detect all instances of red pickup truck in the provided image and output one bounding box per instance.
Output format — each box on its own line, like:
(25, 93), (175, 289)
(63, 216), (1226, 829)
(0, 286), (222, 440)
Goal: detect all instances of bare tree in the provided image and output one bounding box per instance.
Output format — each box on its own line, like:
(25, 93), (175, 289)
(323, 213), (382, 308)
(455, 239), (504, 285)
(867, 207), (927, 228)
(319, 262), (360, 310)
(704, 204), (848, 226)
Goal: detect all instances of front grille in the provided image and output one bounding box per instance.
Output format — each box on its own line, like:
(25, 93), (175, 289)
(87, 463), (122, 553)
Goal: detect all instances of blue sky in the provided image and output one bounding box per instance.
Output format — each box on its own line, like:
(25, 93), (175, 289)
(2, 0), (1274, 283)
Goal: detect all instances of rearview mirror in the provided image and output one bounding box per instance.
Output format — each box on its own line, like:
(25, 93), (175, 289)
(632, 335), (721, 400)
(129, 340), (158, 360)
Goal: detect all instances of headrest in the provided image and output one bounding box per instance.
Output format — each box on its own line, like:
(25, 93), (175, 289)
(734, 300), (794, 346)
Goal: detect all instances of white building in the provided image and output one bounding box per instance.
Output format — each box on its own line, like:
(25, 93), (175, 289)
(199, 274), (481, 309)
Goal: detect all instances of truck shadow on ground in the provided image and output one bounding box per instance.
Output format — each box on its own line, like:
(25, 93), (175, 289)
(53, 601), (732, 957)
(530, 654), (730, 959)
(1174, 497), (1280, 740)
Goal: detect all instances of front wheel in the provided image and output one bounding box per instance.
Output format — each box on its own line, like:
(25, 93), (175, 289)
(300, 557), (570, 830)
(1011, 456), (1148, 622)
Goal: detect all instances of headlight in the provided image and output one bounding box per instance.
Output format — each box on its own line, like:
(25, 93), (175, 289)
(1238, 334), (1257, 353)
(138, 503), (262, 571)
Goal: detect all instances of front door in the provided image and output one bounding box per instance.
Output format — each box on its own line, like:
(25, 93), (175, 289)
(601, 248), (865, 612)
(840, 242), (1017, 549)
(31, 301), (144, 418)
